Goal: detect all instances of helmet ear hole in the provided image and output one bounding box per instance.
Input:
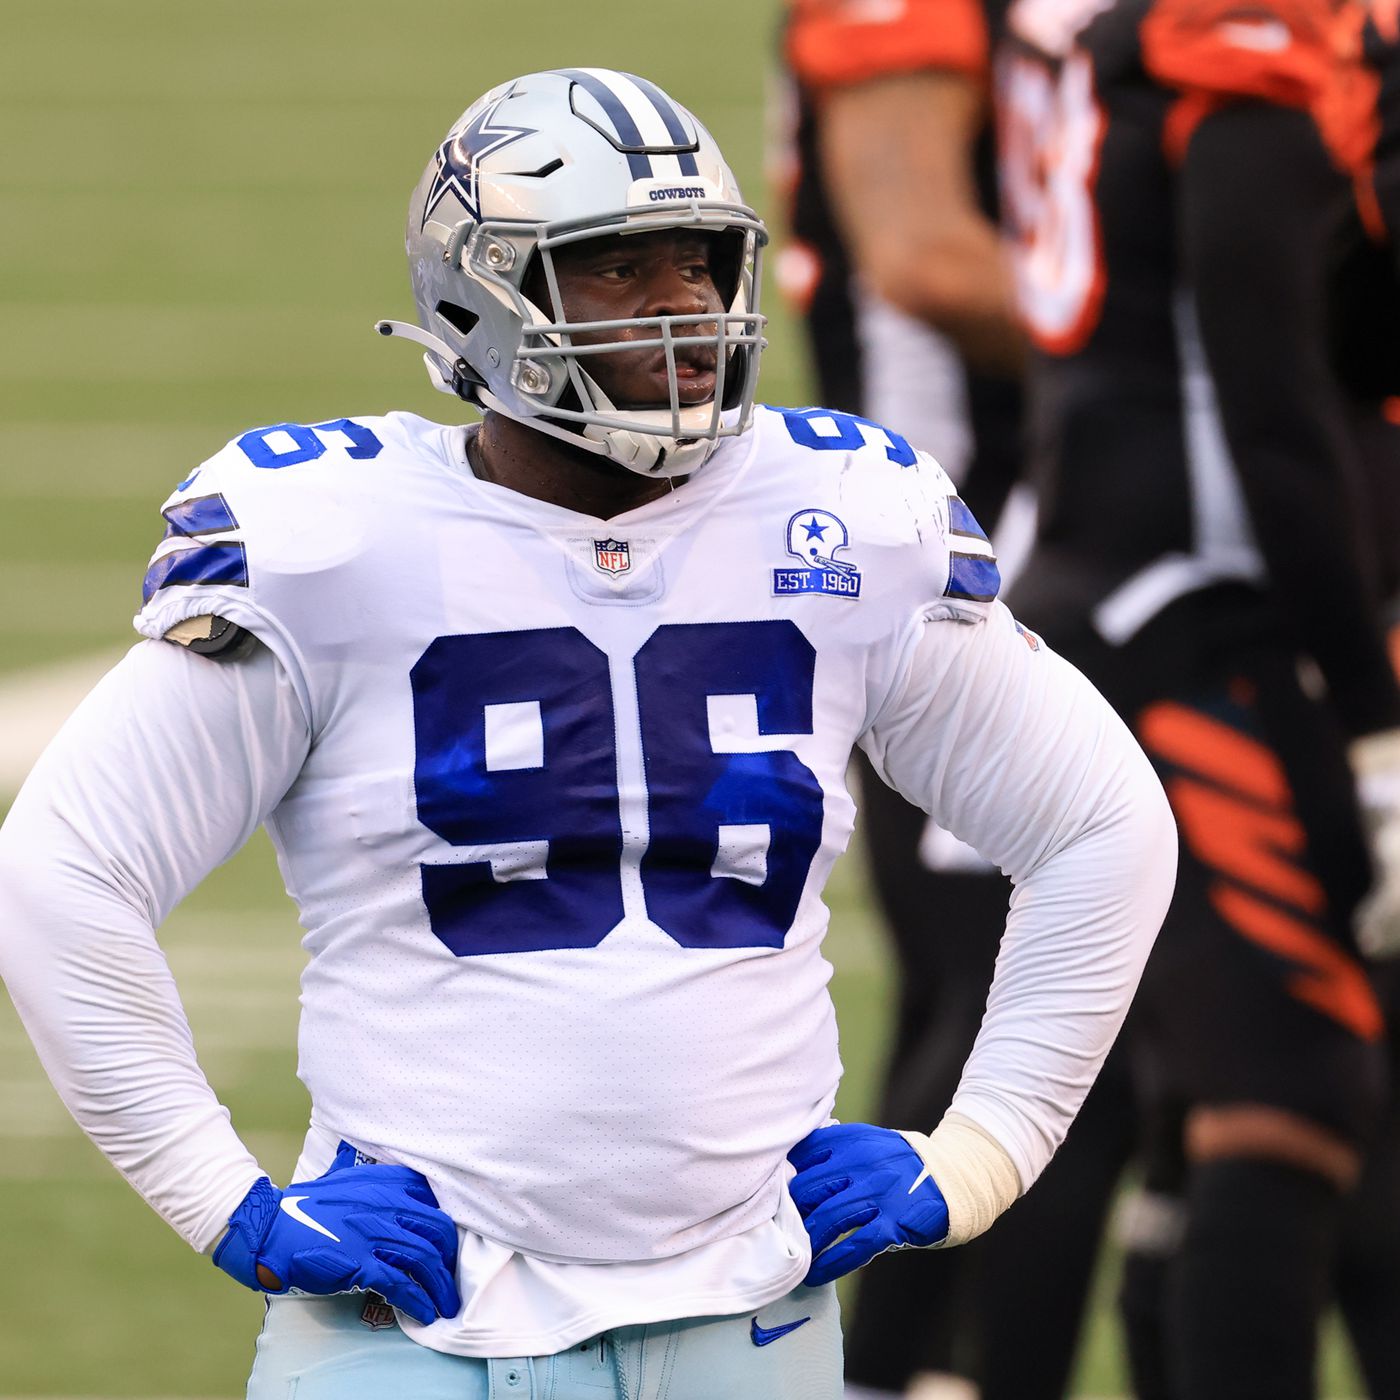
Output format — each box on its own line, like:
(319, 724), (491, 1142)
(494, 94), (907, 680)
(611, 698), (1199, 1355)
(435, 300), (480, 339)
(519, 254), (550, 317)
(708, 230), (744, 308)
(721, 347), (750, 410)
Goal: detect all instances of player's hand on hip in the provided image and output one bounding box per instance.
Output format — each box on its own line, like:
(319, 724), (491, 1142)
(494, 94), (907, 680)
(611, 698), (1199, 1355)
(213, 1143), (461, 1324)
(787, 1123), (949, 1286)
(1350, 729), (1400, 957)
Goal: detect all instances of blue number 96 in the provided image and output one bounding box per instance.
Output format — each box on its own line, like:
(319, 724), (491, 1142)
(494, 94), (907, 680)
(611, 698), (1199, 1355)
(411, 621), (825, 955)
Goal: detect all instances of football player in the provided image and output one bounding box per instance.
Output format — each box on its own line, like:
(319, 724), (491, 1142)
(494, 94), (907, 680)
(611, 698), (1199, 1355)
(0, 69), (1174, 1400)
(781, 4), (1137, 1397)
(997, 0), (1400, 1394)
(1318, 8), (1400, 1395)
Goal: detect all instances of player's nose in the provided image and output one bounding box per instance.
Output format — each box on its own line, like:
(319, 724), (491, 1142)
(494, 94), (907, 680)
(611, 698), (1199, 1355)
(640, 265), (718, 321)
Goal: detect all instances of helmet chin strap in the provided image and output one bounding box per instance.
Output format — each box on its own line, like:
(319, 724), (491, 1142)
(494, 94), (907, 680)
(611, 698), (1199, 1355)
(578, 377), (717, 479)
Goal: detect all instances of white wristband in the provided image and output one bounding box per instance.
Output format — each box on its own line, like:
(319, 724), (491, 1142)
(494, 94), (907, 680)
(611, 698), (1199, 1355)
(900, 1111), (1023, 1246)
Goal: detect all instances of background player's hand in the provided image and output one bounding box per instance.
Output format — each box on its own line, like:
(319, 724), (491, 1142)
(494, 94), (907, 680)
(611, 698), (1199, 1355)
(213, 1144), (461, 1324)
(787, 1123), (949, 1286)
(1350, 729), (1400, 957)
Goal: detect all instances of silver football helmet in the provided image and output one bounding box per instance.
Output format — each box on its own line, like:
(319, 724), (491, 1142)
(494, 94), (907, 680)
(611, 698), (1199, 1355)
(377, 68), (768, 478)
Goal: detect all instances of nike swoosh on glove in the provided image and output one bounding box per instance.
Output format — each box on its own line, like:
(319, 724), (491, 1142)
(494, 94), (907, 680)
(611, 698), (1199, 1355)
(788, 1123), (949, 1286)
(213, 1143), (461, 1324)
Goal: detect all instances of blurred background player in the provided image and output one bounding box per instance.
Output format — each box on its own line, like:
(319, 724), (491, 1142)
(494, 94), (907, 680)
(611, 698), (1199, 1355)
(1317, 4), (1400, 1394)
(779, 3), (1140, 1397)
(997, 0), (1400, 1392)
(781, 0), (1400, 1395)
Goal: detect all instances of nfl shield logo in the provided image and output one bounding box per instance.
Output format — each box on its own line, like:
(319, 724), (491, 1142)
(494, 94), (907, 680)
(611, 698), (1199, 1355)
(594, 538), (631, 575)
(360, 1295), (398, 1331)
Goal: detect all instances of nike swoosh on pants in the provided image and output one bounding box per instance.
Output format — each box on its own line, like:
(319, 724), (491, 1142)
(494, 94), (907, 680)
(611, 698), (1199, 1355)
(750, 1315), (812, 1347)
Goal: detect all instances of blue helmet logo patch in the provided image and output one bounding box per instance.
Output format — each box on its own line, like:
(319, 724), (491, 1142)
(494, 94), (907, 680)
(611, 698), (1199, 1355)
(773, 509), (862, 599)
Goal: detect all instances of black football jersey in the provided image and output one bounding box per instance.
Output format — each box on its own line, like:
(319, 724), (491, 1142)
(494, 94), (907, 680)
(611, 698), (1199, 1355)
(780, 0), (1022, 530)
(998, 0), (1348, 637)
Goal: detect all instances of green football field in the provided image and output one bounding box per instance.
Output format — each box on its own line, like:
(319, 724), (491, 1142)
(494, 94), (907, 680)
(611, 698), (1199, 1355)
(0, 1), (1364, 1394)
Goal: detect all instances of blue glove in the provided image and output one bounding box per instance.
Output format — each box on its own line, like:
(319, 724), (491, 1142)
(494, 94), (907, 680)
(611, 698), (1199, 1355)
(788, 1123), (949, 1286)
(213, 1144), (461, 1325)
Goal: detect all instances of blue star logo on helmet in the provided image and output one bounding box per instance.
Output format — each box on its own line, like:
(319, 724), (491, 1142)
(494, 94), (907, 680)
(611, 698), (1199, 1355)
(773, 509), (862, 599)
(421, 97), (536, 230)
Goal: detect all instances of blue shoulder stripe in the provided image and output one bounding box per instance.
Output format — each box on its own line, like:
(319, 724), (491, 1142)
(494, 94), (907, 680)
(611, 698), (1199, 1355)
(947, 495), (990, 542)
(142, 542), (249, 604)
(946, 553), (1001, 604)
(161, 493), (238, 540)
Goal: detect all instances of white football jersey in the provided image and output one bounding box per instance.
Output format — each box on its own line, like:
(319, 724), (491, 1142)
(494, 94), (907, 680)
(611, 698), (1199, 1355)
(0, 401), (1173, 1360)
(131, 405), (996, 1347)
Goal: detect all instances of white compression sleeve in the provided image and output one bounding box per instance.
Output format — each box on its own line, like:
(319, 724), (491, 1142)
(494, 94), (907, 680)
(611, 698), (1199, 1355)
(864, 602), (1177, 1198)
(900, 1114), (1022, 1246)
(0, 639), (310, 1250)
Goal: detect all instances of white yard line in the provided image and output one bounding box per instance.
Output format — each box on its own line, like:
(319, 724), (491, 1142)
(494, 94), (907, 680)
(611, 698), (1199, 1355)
(0, 649), (124, 795)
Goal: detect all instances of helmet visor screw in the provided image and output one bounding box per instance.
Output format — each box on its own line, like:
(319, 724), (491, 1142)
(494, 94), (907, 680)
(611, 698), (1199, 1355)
(517, 364), (548, 394)
(484, 241), (516, 271)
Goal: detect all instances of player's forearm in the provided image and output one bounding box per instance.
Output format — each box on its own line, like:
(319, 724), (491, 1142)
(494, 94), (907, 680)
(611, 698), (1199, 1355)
(943, 720), (1174, 1184)
(818, 70), (1026, 375)
(867, 604), (1176, 1187)
(0, 640), (307, 1248)
(794, 619), (1170, 1272)
(0, 808), (265, 1249)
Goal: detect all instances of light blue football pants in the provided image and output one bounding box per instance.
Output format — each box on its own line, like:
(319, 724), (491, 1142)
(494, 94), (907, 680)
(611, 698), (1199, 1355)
(245, 1284), (841, 1399)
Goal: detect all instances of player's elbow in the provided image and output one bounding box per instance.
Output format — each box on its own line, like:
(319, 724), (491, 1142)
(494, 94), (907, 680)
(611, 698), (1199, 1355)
(1112, 750), (1179, 935)
(1145, 766), (1179, 885)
